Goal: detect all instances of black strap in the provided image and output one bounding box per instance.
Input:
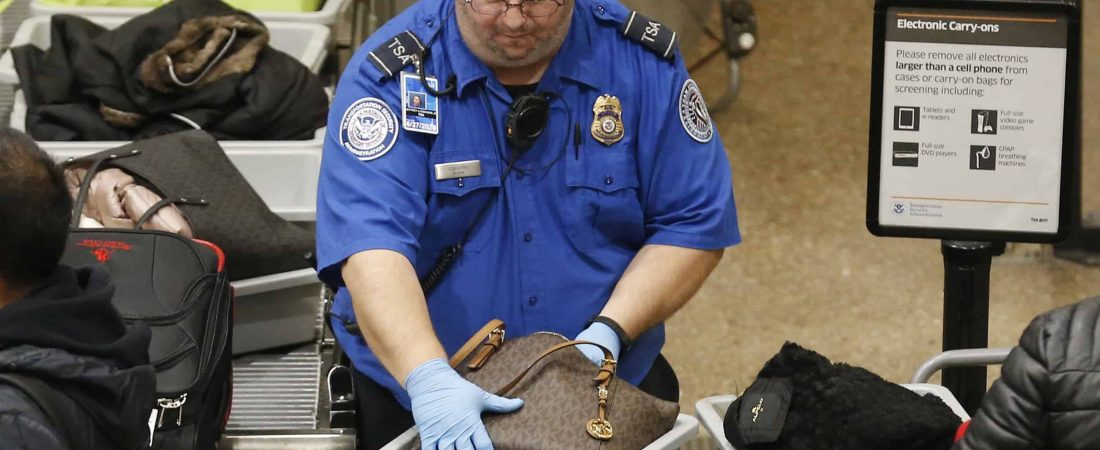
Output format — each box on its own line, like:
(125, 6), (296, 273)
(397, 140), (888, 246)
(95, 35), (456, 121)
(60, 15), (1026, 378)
(419, 152), (520, 294)
(589, 315), (633, 350)
(134, 196), (209, 229)
(337, 152), (522, 335)
(0, 373), (79, 449)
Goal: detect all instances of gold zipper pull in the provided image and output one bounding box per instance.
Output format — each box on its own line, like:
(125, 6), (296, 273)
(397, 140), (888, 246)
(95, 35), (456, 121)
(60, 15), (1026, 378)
(586, 385), (614, 440)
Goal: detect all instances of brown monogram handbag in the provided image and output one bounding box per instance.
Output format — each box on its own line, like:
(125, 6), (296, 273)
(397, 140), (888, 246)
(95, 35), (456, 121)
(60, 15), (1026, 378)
(414, 319), (680, 449)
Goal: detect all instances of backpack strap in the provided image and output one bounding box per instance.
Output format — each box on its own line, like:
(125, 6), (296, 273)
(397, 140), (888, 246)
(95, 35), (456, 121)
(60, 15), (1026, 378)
(0, 373), (80, 449)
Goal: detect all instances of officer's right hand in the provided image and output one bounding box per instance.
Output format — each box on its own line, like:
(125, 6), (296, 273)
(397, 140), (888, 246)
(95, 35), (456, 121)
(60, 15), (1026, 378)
(406, 358), (524, 450)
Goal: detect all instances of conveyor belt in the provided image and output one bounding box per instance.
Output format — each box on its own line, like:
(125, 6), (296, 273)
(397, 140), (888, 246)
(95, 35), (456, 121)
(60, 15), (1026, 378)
(227, 347), (321, 431)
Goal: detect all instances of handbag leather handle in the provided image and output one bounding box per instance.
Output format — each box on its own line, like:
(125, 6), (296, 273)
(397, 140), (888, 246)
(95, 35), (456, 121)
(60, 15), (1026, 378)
(493, 340), (616, 397)
(448, 319), (506, 368)
(449, 320), (616, 394)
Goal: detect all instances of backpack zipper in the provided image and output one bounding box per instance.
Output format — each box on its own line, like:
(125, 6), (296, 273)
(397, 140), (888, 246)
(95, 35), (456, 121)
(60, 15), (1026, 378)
(157, 393), (188, 428)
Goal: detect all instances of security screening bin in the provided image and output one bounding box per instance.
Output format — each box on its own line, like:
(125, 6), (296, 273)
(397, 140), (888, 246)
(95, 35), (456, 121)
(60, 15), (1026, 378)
(0, 15), (331, 222)
(9, 91), (325, 223)
(29, 0), (353, 27)
(695, 386), (971, 450)
(231, 269), (325, 355)
(0, 15), (331, 82)
(380, 414), (701, 450)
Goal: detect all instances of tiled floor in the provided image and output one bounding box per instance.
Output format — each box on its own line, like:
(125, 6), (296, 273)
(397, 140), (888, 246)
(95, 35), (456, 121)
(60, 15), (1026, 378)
(669, 3), (1100, 445)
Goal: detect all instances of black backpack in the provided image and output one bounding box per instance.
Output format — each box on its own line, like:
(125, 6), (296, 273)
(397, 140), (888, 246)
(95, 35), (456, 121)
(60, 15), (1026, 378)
(61, 228), (233, 450)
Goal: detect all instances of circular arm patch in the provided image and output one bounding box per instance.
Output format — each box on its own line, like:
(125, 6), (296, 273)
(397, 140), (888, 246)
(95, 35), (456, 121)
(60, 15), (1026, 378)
(340, 97), (399, 161)
(678, 79), (713, 143)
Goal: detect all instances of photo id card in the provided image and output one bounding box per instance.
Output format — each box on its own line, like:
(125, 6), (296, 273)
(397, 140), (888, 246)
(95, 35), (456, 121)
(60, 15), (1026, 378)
(401, 71), (439, 135)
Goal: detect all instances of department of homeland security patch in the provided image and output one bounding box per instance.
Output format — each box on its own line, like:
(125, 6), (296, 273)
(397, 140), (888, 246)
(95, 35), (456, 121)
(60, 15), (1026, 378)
(340, 98), (399, 161)
(678, 79), (713, 143)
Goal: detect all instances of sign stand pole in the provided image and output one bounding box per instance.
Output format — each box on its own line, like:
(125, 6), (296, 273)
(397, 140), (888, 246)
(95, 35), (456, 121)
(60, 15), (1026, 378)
(940, 240), (1003, 414)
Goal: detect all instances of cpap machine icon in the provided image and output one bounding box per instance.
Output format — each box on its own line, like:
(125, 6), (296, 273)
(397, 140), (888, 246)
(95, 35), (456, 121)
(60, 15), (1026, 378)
(970, 145), (997, 170)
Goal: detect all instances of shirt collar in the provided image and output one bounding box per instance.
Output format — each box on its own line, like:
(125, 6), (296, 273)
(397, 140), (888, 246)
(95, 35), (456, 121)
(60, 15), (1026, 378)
(444, 5), (493, 97)
(446, 2), (603, 97)
(548, 4), (602, 91)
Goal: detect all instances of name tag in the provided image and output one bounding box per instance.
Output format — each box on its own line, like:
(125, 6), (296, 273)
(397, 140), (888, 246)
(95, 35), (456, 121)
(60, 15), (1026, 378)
(434, 160), (482, 180)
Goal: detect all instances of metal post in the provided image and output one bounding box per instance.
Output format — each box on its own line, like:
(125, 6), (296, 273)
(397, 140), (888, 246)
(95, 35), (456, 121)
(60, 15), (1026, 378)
(940, 240), (1001, 414)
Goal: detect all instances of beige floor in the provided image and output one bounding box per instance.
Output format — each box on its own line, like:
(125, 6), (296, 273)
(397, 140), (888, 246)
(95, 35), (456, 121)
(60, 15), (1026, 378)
(667, 0), (1100, 429)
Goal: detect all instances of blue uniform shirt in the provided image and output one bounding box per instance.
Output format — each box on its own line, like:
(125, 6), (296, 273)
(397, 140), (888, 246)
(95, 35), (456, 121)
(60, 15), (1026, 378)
(317, 0), (741, 409)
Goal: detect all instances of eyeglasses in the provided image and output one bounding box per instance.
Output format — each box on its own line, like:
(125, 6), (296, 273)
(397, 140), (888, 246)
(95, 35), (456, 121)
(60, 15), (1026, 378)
(463, 0), (565, 18)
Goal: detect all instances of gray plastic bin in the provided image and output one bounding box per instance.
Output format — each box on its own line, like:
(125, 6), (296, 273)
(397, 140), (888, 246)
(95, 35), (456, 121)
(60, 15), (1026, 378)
(29, 0), (352, 26)
(381, 414), (700, 450)
(695, 384), (970, 450)
(0, 15), (330, 84)
(2, 13), (331, 222)
(10, 91), (325, 222)
(231, 268), (323, 355)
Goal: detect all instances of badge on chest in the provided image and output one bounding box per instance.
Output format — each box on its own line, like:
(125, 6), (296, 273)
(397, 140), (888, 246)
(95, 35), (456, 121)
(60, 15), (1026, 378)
(401, 71), (440, 135)
(591, 94), (625, 146)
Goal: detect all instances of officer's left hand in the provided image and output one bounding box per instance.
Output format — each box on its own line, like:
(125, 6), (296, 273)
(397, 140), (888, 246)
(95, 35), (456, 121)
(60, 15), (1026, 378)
(574, 322), (621, 366)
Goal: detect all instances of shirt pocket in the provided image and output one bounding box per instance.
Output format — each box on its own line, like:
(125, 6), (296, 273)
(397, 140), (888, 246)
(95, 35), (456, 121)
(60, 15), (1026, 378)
(564, 147), (645, 252)
(425, 148), (501, 254)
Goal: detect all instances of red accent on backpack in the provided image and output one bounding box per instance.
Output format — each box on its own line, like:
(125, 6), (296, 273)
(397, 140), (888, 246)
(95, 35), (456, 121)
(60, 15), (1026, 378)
(75, 239), (134, 263)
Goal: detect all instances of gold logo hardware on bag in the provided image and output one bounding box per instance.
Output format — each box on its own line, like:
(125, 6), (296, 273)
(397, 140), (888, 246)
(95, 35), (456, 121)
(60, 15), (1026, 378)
(414, 319), (679, 449)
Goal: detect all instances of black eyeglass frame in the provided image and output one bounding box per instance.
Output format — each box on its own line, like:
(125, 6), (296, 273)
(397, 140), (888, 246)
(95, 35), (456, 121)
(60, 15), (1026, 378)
(462, 0), (567, 18)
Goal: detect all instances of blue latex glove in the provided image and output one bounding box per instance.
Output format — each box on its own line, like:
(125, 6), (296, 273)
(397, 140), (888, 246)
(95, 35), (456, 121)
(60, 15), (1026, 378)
(574, 321), (622, 366)
(406, 358), (524, 450)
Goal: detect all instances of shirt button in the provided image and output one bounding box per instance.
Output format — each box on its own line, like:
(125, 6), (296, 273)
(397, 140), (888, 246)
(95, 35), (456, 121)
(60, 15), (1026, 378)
(528, 296), (538, 306)
(604, 175), (614, 185)
(597, 4), (605, 14)
(523, 232), (533, 242)
(426, 19), (435, 27)
(457, 178), (465, 188)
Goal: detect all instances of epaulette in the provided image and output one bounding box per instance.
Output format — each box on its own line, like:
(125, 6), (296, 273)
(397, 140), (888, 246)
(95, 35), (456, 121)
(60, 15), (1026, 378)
(367, 30), (426, 79)
(620, 11), (678, 60)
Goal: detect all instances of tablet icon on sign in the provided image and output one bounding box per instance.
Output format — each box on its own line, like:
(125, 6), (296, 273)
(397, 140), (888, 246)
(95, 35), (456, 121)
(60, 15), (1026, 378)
(970, 145), (996, 171)
(971, 110), (997, 135)
(894, 106), (920, 131)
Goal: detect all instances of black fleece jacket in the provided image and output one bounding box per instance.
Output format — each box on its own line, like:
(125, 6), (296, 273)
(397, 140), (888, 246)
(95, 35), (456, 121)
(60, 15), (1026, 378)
(0, 265), (156, 450)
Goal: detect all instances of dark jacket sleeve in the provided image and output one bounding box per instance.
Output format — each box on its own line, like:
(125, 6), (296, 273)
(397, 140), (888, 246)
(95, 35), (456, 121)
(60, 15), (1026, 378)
(0, 386), (67, 450)
(953, 314), (1052, 450)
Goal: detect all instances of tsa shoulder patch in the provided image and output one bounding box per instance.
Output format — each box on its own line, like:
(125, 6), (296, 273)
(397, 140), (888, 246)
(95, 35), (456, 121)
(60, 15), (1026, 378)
(620, 10), (678, 60)
(678, 79), (713, 143)
(340, 97), (399, 161)
(368, 31), (425, 79)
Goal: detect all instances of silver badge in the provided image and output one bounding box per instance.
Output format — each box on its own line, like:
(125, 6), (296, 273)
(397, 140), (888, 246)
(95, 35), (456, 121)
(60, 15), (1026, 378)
(678, 79), (713, 143)
(434, 160), (482, 180)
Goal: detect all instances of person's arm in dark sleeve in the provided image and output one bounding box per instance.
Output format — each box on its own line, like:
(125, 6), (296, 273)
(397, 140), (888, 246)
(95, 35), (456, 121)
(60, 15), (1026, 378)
(954, 315), (1052, 450)
(0, 388), (67, 450)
